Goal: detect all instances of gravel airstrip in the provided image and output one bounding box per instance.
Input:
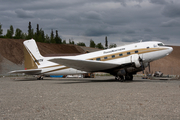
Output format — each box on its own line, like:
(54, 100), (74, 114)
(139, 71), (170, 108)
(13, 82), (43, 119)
(0, 76), (180, 120)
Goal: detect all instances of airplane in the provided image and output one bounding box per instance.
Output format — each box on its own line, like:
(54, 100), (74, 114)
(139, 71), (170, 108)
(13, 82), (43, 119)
(9, 39), (173, 81)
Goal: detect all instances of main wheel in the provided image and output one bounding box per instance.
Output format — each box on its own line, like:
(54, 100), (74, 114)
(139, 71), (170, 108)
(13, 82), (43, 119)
(125, 74), (133, 81)
(117, 76), (125, 82)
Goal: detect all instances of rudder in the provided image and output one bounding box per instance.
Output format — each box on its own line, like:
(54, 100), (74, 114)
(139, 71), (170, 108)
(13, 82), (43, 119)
(23, 39), (44, 70)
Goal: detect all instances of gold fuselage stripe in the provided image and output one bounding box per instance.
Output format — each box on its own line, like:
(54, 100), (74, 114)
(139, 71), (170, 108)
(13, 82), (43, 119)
(42, 67), (69, 74)
(88, 48), (166, 61)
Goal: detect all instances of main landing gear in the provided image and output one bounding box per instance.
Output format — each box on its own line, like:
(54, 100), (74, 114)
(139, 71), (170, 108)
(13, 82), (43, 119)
(37, 75), (44, 80)
(115, 74), (133, 82)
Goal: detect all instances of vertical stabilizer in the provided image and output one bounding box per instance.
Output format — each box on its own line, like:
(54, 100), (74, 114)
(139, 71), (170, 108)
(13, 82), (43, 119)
(23, 39), (44, 69)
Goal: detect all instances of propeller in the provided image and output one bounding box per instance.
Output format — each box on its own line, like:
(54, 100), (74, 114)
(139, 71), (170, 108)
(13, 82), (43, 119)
(148, 62), (150, 73)
(139, 57), (145, 74)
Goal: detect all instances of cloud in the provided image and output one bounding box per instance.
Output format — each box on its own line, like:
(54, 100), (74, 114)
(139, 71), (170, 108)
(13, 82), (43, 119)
(124, 29), (136, 34)
(83, 11), (102, 20)
(158, 36), (170, 40)
(162, 3), (180, 18)
(83, 26), (118, 36)
(15, 9), (34, 18)
(121, 37), (139, 42)
(144, 28), (153, 32)
(1, 0), (180, 45)
(149, 0), (168, 5)
(161, 19), (180, 27)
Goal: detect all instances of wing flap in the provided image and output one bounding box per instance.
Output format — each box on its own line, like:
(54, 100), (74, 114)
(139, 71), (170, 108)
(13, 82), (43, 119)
(9, 69), (42, 75)
(49, 58), (121, 72)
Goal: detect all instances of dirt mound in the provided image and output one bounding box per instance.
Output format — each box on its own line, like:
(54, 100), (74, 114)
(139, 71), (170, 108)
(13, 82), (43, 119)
(0, 38), (180, 75)
(149, 46), (180, 75)
(0, 38), (24, 64)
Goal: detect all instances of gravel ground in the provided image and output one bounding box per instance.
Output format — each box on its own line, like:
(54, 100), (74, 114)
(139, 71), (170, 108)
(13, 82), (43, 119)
(0, 76), (180, 120)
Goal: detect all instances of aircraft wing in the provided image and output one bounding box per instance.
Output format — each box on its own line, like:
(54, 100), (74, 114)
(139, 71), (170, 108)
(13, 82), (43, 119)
(49, 58), (121, 72)
(9, 69), (42, 75)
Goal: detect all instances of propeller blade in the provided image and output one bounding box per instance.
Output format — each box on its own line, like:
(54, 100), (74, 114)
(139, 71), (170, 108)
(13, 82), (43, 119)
(148, 62), (150, 73)
(141, 61), (144, 74)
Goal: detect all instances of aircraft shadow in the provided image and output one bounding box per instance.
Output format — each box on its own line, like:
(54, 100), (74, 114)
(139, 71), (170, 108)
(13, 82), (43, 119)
(14, 77), (168, 84)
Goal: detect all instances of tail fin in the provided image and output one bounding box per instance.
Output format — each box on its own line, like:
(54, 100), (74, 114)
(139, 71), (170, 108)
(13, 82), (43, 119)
(23, 39), (44, 70)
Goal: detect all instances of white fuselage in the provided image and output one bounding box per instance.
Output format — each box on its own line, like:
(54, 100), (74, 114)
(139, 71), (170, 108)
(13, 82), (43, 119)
(37, 41), (173, 75)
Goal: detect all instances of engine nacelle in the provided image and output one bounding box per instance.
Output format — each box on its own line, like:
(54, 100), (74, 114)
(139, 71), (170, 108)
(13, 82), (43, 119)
(130, 54), (141, 68)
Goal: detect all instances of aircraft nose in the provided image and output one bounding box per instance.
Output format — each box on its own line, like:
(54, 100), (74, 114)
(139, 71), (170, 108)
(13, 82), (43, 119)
(167, 47), (173, 55)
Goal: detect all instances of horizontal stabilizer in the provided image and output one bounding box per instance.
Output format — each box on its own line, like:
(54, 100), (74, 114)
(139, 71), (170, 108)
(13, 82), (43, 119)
(9, 69), (42, 75)
(49, 58), (121, 72)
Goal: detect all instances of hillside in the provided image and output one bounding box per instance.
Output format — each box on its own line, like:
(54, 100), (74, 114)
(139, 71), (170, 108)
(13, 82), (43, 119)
(0, 38), (180, 75)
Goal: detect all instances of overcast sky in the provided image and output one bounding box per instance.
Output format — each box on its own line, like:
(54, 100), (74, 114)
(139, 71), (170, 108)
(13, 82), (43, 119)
(0, 0), (180, 46)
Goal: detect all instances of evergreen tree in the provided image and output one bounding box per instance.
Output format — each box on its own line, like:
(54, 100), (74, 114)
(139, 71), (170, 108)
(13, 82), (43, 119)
(62, 40), (66, 44)
(14, 28), (23, 39)
(36, 24), (39, 36)
(27, 22), (33, 39)
(50, 29), (55, 43)
(54, 30), (62, 44)
(6, 29), (11, 38)
(71, 40), (75, 44)
(105, 36), (108, 49)
(45, 34), (50, 43)
(69, 39), (72, 44)
(69, 38), (75, 44)
(77, 42), (86, 46)
(40, 29), (45, 42)
(109, 43), (117, 48)
(10, 25), (14, 38)
(6, 25), (14, 38)
(89, 39), (96, 48)
(96, 43), (104, 49)
(0, 23), (3, 37)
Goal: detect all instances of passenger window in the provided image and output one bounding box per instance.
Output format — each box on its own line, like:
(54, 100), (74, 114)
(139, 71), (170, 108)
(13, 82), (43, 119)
(119, 54), (123, 56)
(96, 58), (101, 61)
(104, 57), (107, 59)
(135, 50), (138, 53)
(112, 55), (115, 58)
(127, 52), (130, 55)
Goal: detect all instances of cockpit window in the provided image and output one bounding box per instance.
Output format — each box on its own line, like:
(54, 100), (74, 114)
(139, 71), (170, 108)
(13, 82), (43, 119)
(158, 43), (164, 46)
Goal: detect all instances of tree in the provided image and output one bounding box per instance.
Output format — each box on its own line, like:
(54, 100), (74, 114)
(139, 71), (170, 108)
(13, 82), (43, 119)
(69, 39), (75, 44)
(54, 30), (62, 44)
(50, 29), (55, 43)
(10, 25), (14, 37)
(45, 34), (50, 43)
(14, 28), (23, 39)
(6, 25), (14, 38)
(96, 43), (104, 49)
(109, 43), (117, 48)
(27, 22), (33, 39)
(105, 36), (108, 49)
(89, 39), (96, 48)
(71, 40), (75, 44)
(62, 40), (66, 44)
(36, 24), (39, 36)
(77, 42), (86, 46)
(0, 23), (3, 37)
(37, 28), (45, 42)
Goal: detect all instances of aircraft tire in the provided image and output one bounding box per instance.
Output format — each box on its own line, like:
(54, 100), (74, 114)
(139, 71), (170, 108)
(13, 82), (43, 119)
(125, 74), (133, 81)
(117, 76), (124, 82)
